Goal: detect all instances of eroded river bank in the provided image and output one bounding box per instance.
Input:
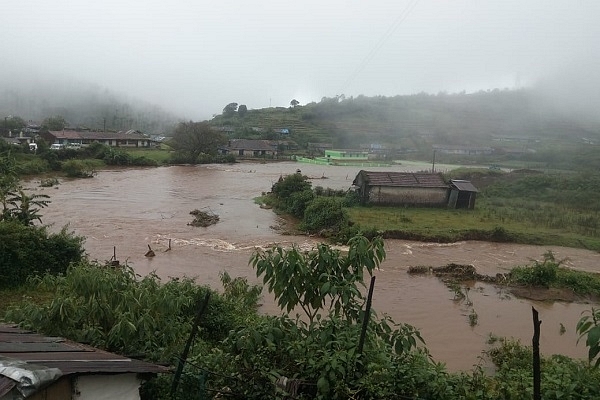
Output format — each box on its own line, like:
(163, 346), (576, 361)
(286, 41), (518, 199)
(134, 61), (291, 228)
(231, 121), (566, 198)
(33, 162), (600, 371)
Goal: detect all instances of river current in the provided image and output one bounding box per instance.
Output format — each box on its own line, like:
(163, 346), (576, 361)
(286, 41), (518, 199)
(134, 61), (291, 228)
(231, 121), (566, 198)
(31, 162), (600, 371)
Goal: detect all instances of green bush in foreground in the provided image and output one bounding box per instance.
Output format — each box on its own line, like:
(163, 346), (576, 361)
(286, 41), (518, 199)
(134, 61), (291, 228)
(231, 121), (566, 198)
(4, 265), (260, 363)
(7, 236), (600, 399)
(0, 222), (84, 288)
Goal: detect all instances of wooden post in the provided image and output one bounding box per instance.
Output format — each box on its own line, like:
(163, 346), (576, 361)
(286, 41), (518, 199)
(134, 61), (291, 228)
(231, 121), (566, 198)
(358, 276), (376, 355)
(110, 246), (120, 267)
(532, 306), (542, 400)
(171, 292), (211, 398)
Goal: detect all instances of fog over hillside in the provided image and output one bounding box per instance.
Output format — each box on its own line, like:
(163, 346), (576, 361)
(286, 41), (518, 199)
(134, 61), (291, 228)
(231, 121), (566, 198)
(1, 64), (598, 144)
(0, 71), (181, 135)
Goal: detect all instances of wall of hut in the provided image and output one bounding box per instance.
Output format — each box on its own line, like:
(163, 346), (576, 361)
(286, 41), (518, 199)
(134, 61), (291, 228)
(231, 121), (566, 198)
(367, 186), (448, 206)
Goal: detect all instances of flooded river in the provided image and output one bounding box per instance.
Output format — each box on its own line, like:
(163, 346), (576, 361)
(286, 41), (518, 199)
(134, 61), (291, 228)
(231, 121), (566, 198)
(32, 162), (600, 371)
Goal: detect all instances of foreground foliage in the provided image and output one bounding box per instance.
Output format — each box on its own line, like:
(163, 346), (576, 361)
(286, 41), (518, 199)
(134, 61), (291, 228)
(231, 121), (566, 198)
(6, 236), (600, 398)
(4, 265), (256, 362)
(0, 151), (85, 288)
(191, 236), (425, 399)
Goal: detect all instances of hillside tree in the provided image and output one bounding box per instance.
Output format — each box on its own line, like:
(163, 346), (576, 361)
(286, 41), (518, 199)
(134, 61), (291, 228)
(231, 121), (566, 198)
(223, 102), (238, 118)
(170, 121), (227, 162)
(238, 104), (248, 118)
(42, 115), (67, 131)
(3, 116), (26, 131)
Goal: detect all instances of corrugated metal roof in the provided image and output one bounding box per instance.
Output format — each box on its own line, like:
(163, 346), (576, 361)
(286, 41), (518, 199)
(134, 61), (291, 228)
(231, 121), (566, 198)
(354, 171), (448, 188)
(0, 325), (167, 376)
(450, 180), (478, 192)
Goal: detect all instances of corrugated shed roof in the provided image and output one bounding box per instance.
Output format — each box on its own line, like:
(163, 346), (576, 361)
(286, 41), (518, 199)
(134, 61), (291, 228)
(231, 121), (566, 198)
(0, 325), (167, 376)
(354, 171), (448, 188)
(450, 180), (478, 192)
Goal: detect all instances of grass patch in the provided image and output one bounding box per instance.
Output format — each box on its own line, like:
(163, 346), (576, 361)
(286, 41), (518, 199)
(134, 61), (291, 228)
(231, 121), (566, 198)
(346, 206), (600, 250)
(122, 148), (173, 164)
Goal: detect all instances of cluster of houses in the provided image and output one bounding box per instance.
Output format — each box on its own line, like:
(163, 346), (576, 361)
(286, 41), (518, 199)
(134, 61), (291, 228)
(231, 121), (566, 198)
(41, 130), (154, 148)
(1, 127), (156, 150)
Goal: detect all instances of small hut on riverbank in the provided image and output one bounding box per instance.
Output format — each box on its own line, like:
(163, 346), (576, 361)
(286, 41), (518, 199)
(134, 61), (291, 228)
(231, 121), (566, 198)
(352, 170), (477, 209)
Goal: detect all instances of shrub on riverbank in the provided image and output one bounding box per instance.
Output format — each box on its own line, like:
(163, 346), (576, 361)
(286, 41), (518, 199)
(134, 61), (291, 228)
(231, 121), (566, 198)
(0, 222), (85, 288)
(510, 251), (600, 295)
(62, 159), (101, 177)
(3, 264), (258, 361)
(268, 173), (360, 241)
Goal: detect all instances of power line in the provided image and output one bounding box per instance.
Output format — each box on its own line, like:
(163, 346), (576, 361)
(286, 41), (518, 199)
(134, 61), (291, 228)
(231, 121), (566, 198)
(339, 0), (420, 94)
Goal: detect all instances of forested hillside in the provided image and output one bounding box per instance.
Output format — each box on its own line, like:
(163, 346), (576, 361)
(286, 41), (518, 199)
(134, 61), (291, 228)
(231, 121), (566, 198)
(210, 89), (600, 153)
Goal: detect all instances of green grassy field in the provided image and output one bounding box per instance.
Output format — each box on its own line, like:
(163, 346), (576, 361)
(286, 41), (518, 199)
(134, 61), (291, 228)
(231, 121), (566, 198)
(123, 147), (173, 164)
(347, 205), (600, 250)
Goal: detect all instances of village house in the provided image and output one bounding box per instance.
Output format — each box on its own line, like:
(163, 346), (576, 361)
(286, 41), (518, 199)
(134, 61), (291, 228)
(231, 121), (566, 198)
(325, 149), (370, 162)
(432, 144), (493, 155)
(3, 130), (35, 146)
(218, 139), (278, 157)
(352, 170), (478, 209)
(41, 130), (153, 148)
(0, 324), (167, 400)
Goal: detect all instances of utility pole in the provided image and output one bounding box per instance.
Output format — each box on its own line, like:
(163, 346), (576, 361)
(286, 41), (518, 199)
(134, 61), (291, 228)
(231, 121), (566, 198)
(432, 149), (436, 173)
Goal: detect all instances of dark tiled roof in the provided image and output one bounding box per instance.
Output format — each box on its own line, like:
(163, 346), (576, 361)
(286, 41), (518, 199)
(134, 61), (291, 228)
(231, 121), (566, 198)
(450, 180), (478, 192)
(226, 139), (277, 151)
(354, 171), (448, 188)
(0, 324), (167, 376)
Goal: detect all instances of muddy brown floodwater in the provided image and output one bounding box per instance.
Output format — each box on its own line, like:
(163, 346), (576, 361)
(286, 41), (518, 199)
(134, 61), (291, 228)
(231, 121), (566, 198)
(30, 162), (600, 371)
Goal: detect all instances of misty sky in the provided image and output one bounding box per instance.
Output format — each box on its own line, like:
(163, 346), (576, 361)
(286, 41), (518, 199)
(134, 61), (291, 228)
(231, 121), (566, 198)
(2, 0), (599, 120)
